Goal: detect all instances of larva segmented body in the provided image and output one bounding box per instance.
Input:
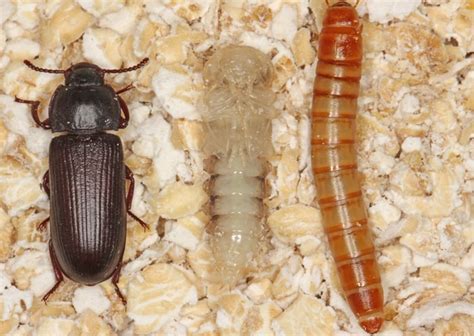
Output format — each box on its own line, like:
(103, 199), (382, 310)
(202, 46), (275, 285)
(311, 2), (384, 333)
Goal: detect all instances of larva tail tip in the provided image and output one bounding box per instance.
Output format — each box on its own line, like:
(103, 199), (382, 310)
(360, 317), (383, 334)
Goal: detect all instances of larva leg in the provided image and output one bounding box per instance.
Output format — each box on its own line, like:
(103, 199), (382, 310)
(311, 2), (384, 333)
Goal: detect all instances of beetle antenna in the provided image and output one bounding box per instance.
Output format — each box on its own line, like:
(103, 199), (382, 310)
(101, 58), (149, 74)
(23, 60), (67, 74)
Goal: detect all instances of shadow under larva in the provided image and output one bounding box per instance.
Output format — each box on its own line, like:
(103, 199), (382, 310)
(202, 45), (276, 285)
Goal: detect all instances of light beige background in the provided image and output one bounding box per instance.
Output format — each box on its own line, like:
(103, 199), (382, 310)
(0, 0), (472, 335)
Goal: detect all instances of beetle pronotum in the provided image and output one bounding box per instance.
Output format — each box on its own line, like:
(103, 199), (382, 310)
(311, 1), (384, 333)
(202, 45), (275, 285)
(15, 58), (149, 304)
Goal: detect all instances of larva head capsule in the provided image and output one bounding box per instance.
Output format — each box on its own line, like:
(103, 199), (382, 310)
(203, 45), (273, 92)
(323, 2), (360, 29)
(320, 1), (362, 64)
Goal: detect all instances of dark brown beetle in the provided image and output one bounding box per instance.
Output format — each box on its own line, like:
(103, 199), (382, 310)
(15, 58), (149, 304)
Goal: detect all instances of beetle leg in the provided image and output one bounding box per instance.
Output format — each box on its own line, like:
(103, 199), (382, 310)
(112, 263), (127, 305)
(14, 97), (51, 130)
(37, 217), (50, 232)
(42, 171), (50, 196)
(125, 166), (149, 231)
(115, 83), (134, 95)
(43, 241), (64, 303)
(117, 95), (130, 129)
(37, 171), (50, 231)
(116, 84), (134, 128)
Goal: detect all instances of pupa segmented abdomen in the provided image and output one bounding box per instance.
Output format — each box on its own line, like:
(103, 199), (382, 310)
(202, 45), (275, 285)
(209, 156), (265, 284)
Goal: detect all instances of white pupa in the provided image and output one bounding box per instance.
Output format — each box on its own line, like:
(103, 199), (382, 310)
(202, 45), (275, 285)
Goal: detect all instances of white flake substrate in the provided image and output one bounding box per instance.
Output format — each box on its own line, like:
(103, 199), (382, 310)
(152, 67), (200, 120)
(401, 137), (422, 153)
(99, 6), (138, 34)
(130, 114), (187, 186)
(6, 244), (55, 298)
(407, 301), (474, 329)
(0, 0), (472, 334)
(271, 4), (297, 43)
(0, 0), (14, 25)
(0, 95), (51, 157)
(72, 286), (111, 315)
(82, 28), (116, 69)
(0, 268), (33, 321)
(364, 0), (422, 24)
(5, 38), (40, 59)
(165, 217), (203, 251)
(76, 0), (124, 17)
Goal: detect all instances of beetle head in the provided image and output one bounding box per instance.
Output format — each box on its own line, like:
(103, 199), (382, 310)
(65, 63), (105, 86)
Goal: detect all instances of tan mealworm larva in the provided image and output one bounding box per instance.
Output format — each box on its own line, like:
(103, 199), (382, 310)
(311, 1), (384, 333)
(202, 45), (275, 285)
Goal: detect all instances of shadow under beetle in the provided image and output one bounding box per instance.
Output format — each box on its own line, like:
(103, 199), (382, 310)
(15, 58), (150, 304)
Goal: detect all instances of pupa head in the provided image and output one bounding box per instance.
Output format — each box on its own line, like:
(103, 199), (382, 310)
(203, 45), (274, 90)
